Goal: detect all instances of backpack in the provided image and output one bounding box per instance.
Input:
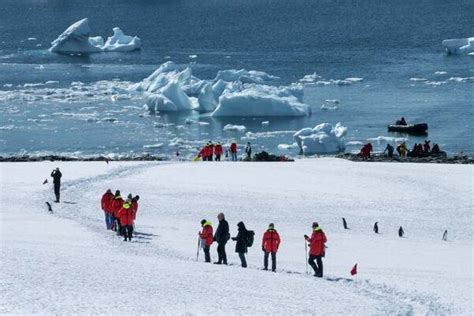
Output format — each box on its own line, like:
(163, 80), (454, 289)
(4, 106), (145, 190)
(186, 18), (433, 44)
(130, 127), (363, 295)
(245, 230), (255, 247)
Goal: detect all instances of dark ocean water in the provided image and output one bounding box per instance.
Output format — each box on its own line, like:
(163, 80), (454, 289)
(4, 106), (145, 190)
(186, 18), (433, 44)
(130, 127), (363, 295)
(0, 0), (473, 157)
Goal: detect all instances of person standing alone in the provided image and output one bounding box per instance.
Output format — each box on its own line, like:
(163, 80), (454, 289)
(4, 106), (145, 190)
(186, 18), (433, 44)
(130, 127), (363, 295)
(304, 222), (327, 277)
(50, 168), (62, 203)
(213, 213), (230, 265)
(262, 223), (281, 272)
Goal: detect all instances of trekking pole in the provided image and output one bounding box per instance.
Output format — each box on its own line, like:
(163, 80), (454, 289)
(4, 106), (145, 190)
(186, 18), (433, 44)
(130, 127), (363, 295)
(196, 236), (201, 261)
(304, 240), (309, 275)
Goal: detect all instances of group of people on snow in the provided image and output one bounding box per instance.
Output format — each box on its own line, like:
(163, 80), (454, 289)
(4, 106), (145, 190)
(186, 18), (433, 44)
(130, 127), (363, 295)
(359, 140), (442, 159)
(197, 141), (252, 161)
(101, 189), (140, 242)
(198, 214), (327, 277)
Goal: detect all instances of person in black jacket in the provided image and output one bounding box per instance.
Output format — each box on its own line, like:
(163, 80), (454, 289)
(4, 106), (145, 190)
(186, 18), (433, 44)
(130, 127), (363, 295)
(213, 213), (230, 265)
(50, 168), (62, 203)
(232, 221), (249, 268)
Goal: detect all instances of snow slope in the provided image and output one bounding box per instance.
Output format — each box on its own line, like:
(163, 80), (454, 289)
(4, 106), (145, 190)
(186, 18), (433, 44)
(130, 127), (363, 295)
(1, 160), (472, 314)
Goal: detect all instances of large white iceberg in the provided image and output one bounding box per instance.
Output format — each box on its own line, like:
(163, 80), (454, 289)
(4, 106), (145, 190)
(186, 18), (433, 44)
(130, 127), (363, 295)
(137, 62), (312, 116)
(211, 84), (310, 117)
(294, 123), (347, 155)
(49, 18), (141, 54)
(442, 37), (474, 55)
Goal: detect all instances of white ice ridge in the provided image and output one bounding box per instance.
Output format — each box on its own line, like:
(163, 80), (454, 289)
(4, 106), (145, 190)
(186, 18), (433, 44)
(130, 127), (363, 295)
(294, 122), (347, 155)
(442, 37), (474, 55)
(138, 61), (311, 116)
(49, 18), (141, 54)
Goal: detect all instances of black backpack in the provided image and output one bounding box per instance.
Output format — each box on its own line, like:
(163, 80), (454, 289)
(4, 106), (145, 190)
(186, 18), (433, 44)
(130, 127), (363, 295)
(245, 230), (255, 247)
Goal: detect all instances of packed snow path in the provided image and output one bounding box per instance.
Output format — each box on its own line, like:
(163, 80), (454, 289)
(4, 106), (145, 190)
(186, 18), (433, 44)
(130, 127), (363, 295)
(1, 159), (472, 314)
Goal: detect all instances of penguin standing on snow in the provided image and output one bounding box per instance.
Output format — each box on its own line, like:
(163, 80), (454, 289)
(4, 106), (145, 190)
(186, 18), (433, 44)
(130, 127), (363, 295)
(373, 222), (379, 234)
(398, 226), (404, 238)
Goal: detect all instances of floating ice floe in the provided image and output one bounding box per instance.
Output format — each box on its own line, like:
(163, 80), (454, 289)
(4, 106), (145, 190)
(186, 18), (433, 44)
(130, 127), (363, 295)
(215, 69), (279, 84)
(143, 143), (164, 149)
(223, 124), (247, 132)
(442, 37), (474, 55)
(299, 72), (363, 86)
(277, 143), (298, 151)
(367, 136), (408, 143)
(49, 18), (141, 54)
(294, 122), (347, 155)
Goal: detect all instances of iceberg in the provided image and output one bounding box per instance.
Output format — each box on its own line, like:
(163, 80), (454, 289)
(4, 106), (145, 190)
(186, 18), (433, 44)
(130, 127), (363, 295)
(49, 18), (141, 54)
(294, 123), (347, 155)
(211, 84), (310, 117)
(138, 62), (311, 116)
(442, 37), (474, 55)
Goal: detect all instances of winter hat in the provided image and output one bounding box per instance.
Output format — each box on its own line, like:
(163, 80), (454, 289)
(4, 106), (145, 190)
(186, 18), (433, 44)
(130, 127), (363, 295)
(268, 223), (275, 229)
(312, 222), (319, 228)
(201, 219), (207, 226)
(106, 189), (112, 193)
(127, 193), (133, 199)
(134, 195), (140, 201)
(115, 190), (121, 197)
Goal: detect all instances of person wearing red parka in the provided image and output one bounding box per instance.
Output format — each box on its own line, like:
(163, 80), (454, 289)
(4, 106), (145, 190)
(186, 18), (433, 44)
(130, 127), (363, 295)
(111, 190), (124, 234)
(230, 142), (238, 161)
(199, 219), (214, 263)
(117, 199), (134, 241)
(101, 189), (115, 230)
(130, 195), (139, 221)
(262, 223), (281, 272)
(304, 222), (327, 277)
(215, 142), (223, 161)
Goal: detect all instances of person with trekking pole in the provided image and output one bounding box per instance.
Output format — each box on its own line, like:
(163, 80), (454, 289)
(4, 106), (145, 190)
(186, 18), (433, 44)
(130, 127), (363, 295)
(304, 222), (327, 278)
(199, 219), (214, 263)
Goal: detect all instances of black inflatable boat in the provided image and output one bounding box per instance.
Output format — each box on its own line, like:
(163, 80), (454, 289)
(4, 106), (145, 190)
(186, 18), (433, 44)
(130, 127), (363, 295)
(387, 123), (428, 135)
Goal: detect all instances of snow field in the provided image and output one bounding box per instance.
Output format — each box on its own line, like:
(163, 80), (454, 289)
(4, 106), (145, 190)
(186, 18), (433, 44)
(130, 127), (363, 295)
(1, 160), (472, 314)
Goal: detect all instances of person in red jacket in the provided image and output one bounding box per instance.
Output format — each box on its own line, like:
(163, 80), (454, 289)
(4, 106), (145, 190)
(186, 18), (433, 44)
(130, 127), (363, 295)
(130, 195), (140, 221)
(199, 219), (214, 263)
(117, 199), (134, 241)
(214, 142), (223, 161)
(101, 189), (115, 230)
(304, 222), (327, 277)
(262, 223), (281, 272)
(111, 190), (124, 234)
(230, 142), (238, 161)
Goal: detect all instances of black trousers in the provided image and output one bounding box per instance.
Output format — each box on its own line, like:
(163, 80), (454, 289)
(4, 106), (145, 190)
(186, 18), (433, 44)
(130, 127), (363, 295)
(308, 255), (323, 277)
(122, 225), (133, 241)
(217, 242), (227, 264)
(54, 183), (60, 202)
(203, 246), (211, 263)
(264, 252), (277, 271)
(238, 252), (247, 268)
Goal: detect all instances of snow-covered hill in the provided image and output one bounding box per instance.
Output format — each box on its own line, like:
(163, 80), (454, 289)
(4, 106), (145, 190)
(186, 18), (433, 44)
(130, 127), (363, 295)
(1, 159), (472, 314)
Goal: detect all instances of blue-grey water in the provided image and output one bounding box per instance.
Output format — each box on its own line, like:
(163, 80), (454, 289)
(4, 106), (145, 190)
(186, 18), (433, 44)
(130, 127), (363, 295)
(0, 0), (473, 158)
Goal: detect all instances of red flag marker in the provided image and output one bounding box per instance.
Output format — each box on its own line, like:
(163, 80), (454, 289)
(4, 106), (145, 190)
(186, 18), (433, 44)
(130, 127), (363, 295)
(351, 264), (358, 276)
(42, 178), (48, 185)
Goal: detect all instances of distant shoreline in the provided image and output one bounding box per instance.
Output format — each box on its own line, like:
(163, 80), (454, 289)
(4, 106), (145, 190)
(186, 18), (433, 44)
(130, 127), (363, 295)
(1, 153), (473, 164)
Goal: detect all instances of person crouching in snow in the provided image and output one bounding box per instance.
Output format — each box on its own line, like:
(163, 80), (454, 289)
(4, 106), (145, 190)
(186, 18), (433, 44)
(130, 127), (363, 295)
(101, 189), (115, 230)
(199, 219), (214, 262)
(262, 223), (281, 272)
(117, 199), (134, 242)
(304, 222), (327, 277)
(111, 190), (124, 234)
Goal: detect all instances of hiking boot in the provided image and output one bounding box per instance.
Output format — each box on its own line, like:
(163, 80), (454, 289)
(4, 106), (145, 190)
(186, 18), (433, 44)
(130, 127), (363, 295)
(213, 262), (222, 265)
(263, 267), (268, 271)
